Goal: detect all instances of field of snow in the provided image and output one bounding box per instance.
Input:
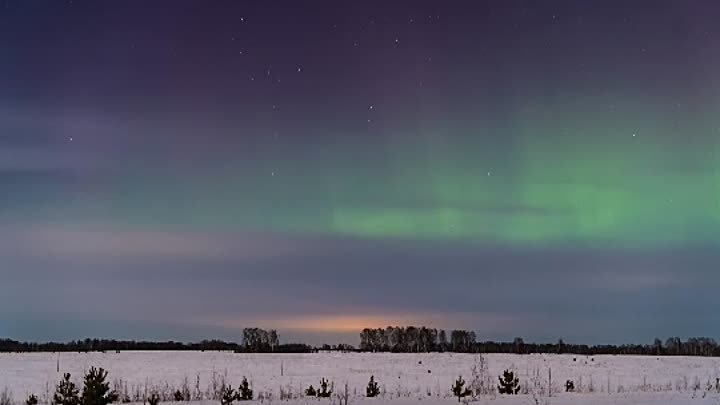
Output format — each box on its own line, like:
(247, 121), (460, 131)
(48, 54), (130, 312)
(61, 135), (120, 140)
(2, 351), (720, 405)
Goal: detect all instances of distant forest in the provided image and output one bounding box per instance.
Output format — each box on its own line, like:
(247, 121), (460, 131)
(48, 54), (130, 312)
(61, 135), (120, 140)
(2, 326), (718, 357)
(359, 327), (720, 357)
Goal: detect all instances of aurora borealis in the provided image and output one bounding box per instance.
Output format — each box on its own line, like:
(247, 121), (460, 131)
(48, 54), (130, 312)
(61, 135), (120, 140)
(2, 1), (720, 344)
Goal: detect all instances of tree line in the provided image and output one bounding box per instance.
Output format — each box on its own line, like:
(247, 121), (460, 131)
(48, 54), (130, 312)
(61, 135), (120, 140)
(360, 326), (720, 357)
(3, 328), (719, 357)
(0, 328), (311, 353)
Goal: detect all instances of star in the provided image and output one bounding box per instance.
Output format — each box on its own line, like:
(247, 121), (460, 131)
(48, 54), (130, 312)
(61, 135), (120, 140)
(297, 67), (302, 72)
(369, 105), (374, 110)
(632, 133), (636, 137)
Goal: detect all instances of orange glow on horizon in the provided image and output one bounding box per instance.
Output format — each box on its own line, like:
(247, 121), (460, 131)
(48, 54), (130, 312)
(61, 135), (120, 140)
(207, 312), (513, 334)
(272, 315), (409, 332)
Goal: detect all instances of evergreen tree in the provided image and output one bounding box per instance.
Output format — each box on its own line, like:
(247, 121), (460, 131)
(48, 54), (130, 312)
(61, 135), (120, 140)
(81, 367), (118, 405)
(219, 386), (235, 405)
(565, 380), (575, 392)
(451, 376), (472, 401)
(26, 394), (38, 405)
(317, 378), (332, 398)
(147, 392), (160, 405)
(304, 385), (317, 397)
(54, 373), (80, 405)
(365, 376), (380, 397)
(236, 377), (253, 401)
(497, 370), (520, 395)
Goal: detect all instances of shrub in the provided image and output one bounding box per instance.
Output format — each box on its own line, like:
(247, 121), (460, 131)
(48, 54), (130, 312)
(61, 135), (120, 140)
(173, 390), (185, 402)
(81, 367), (118, 405)
(366, 376), (380, 397)
(220, 386), (235, 405)
(236, 378), (253, 401)
(147, 392), (160, 405)
(566, 380), (575, 392)
(26, 394), (39, 405)
(469, 355), (492, 395)
(305, 385), (317, 397)
(317, 379), (332, 398)
(0, 388), (13, 405)
(497, 370), (520, 395)
(54, 373), (80, 405)
(451, 376), (472, 401)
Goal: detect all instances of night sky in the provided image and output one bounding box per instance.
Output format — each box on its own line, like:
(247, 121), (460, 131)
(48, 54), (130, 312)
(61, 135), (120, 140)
(2, 1), (719, 345)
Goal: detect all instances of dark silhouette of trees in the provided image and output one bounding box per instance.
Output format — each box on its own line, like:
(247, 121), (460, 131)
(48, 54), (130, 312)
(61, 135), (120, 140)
(451, 330), (476, 353)
(365, 376), (380, 397)
(360, 326), (444, 352)
(451, 376), (472, 401)
(3, 331), (720, 357)
(438, 330), (448, 352)
(317, 378), (332, 398)
(54, 374), (80, 405)
(242, 328), (279, 353)
(220, 385), (235, 405)
(565, 380), (575, 392)
(80, 367), (118, 405)
(237, 377), (253, 401)
(147, 392), (160, 405)
(25, 395), (38, 405)
(0, 332), (317, 353)
(357, 329), (720, 357)
(498, 370), (520, 394)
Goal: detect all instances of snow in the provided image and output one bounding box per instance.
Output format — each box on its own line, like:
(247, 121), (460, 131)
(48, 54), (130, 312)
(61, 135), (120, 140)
(2, 352), (720, 404)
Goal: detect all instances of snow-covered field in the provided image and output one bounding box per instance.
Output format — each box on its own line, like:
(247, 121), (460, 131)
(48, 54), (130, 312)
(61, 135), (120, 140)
(2, 351), (720, 405)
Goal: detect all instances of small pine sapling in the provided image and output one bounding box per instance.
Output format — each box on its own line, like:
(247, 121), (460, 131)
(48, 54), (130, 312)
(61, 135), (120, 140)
(54, 373), (81, 405)
(147, 392), (160, 405)
(366, 376), (380, 397)
(497, 370), (520, 395)
(565, 380), (575, 392)
(0, 388), (12, 405)
(26, 394), (39, 405)
(236, 378), (253, 401)
(81, 367), (118, 405)
(451, 376), (472, 402)
(317, 378), (332, 398)
(220, 386), (235, 405)
(304, 385), (317, 397)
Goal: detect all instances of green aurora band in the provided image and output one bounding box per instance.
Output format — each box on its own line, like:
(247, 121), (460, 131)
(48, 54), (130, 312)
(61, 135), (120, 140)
(65, 102), (719, 249)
